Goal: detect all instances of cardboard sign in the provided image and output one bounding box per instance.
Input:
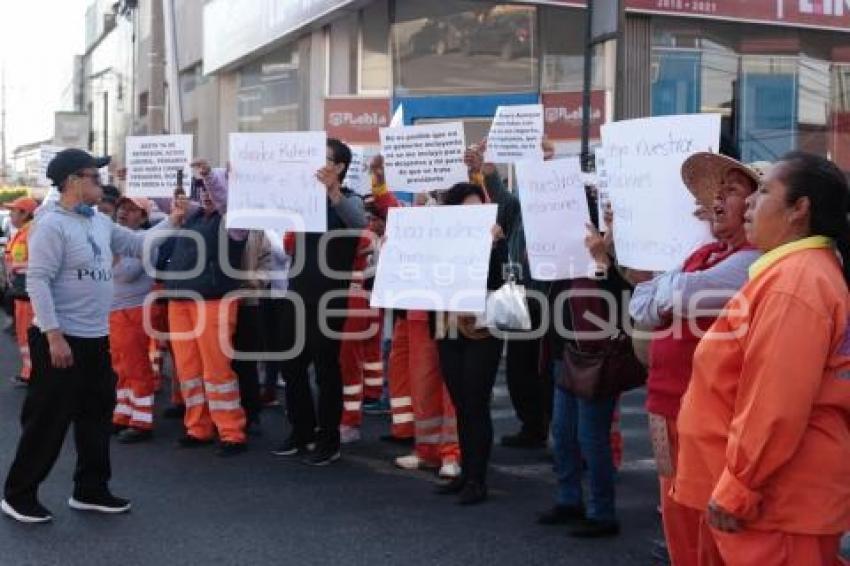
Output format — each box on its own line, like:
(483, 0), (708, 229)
(125, 135), (193, 197)
(227, 132), (327, 232)
(370, 204), (498, 313)
(380, 122), (467, 193)
(485, 104), (544, 163)
(516, 157), (596, 281)
(600, 114), (719, 271)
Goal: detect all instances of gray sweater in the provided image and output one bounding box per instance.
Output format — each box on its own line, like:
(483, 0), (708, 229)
(27, 204), (169, 338)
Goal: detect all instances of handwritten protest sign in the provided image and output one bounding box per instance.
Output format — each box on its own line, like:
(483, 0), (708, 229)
(38, 145), (65, 187)
(346, 145), (374, 196)
(485, 104), (544, 163)
(380, 122), (467, 193)
(600, 114), (718, 271)
(371, 204), (498, 313)
(125, 135), (193, 197)
(516, 157), (596, 281)
(227, 132), (327, 232)
(594, 146), (609, 228)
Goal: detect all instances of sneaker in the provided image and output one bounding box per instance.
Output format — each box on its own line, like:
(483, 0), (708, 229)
(303, 444), (341, 466)
(339, 425), (361, 445)
(176, 434), (214, 448)
(568, 518), (621, 538)
(536, 504), (586, 525)
(271, 436), (314, 457)
(68, 492), (131, 514)
(500, 430), (547, 449)
(456, 481), (488, 505)
(117, 428), (153, 444)
(162, 405), (185, 419)
(9, 375), (28, 388)
(435, 476), (466, 495)
(363, 398), (390, 415)
(379, 434), (414, 447)
(217, 441), (247, 457)
(1, 499), (52, 523)
(438, 462), (461, 479)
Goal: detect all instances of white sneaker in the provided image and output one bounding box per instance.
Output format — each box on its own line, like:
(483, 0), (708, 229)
(438, 462), (461, 479)
(394, 454), (422, 470)
(339, 425), (361, 445)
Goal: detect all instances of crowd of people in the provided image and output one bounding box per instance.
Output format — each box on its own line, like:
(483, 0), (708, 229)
(0, 138), (847, 565)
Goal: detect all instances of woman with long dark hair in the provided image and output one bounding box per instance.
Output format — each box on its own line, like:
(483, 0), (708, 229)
(673, 152), (850, 564)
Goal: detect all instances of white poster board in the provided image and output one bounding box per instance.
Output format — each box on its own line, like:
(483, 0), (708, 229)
(125, 135), (193, 197)
(485, 104), (544, 163)
(38, 145), (65, 187)
(389, 105), (404, 127)
(371, 204), (498, 313)
(516, 157), (596, 281)
(379, 122), (467, 193)
(227, 132), (327, 232)
(346, 145), (375, 196)
(600, 114), (719, 271)
(594, 146), (609, 229)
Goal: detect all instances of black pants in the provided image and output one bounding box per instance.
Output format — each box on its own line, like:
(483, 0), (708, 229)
(261, 298), (289, 391)
(232, 302), (263, 424)
(283, 299), (346, 449)
(4, 328), (116, 505)
(438, 335), (503, 485)
(505, 333), (551, 439)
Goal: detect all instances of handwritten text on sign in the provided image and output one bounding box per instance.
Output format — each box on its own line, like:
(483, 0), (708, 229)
(227, 132), (327, 232)
(126, 135), (193, 197)
(379, 122), (467, 193)
(600, 114), (719, 271)
(485, 104), (544, 163)
(370, 204), (498, 313)
(516, 157), (596, 281)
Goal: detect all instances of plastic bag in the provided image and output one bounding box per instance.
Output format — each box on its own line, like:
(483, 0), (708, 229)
(484, 280), (531, 331)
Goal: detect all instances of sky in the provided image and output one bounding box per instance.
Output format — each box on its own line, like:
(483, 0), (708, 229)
(0, 0), (90, 163)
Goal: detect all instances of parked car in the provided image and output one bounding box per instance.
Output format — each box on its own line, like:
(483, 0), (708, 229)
(406, 17), (465, 57)
(460, 12), (533, 60)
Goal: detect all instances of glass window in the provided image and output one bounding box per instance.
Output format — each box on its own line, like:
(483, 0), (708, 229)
(237, 44), (300, 132)
(392, 1), (538, 95)
(540, 6), (604, 92)
(651, 17), (850, 170)
(360, 0), (390, 93)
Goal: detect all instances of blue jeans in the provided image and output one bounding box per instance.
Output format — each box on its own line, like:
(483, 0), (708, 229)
(551, 361), (617, 522)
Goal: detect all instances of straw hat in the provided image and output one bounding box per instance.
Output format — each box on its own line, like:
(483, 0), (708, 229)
(681, 153), (769, 207)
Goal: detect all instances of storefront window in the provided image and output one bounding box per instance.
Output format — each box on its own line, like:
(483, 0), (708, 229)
(392, 1), (537, 95)
(540, 6), (604, 92)
(651, 17), (850, 169)
(360, 0), (390, 93)
(237, 44), (300, 132)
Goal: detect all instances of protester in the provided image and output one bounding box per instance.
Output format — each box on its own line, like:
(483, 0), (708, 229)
(433, 182), (508, 505)
(3, 196), (39, 386)
(629, 153), (763, 564)
(0, 149), (173, 523)
(258, 228), (289, 407)
(673, 152), (850, 564)
(163, 162), (248, 457)
(110, 196), (158, 444)
(274, 138), (366, 466)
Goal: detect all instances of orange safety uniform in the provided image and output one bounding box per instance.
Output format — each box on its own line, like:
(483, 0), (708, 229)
(674, 238), (850, 565)
(110, 306), (157, 430)
(389, 313), (459, 466)
(5, 222), (34, 380)
(340, 233), (384, 427)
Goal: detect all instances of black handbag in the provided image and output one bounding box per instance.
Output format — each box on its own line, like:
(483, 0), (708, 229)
(559, 285), (647, 400)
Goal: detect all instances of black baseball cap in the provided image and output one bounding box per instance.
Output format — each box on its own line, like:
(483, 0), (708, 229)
(101, 185), (121, 204)
(47, 148), (110, 188)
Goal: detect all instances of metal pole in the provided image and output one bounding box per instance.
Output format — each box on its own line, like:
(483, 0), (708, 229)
(103, 90), (109, 155)
(580, 0), (594, 172)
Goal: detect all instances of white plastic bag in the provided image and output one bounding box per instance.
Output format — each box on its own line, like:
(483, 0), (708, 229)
(484, 280), (531, 331)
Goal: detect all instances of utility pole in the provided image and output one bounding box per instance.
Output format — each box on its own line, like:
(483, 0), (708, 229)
(148, 0), (166, 135)
(1, 64), (7, 186)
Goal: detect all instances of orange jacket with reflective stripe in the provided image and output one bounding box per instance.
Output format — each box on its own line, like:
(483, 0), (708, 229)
(673, 240), (850, 534)
(4, 222), (31, 274)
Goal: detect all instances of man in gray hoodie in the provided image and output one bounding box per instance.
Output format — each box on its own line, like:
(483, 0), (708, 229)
(1, 149), (175, 524)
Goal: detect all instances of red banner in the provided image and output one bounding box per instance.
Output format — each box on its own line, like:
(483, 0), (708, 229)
(538, 1), (850, 31)
(542, 91), (606, 141)
(324, 98), (390, 144)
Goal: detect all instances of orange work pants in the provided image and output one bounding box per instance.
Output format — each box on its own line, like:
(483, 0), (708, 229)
(14, 299), (34, 380)
(168, 299), (245, 443)
(390, 317), (459, 465)
(340, 293), (384, 428)
(110, 307), (157, 430)
(388, 318), (414, 439)
(701, 521), (843, 566)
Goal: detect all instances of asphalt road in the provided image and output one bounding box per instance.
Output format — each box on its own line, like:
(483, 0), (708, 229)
(0, 312), (692, 565)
